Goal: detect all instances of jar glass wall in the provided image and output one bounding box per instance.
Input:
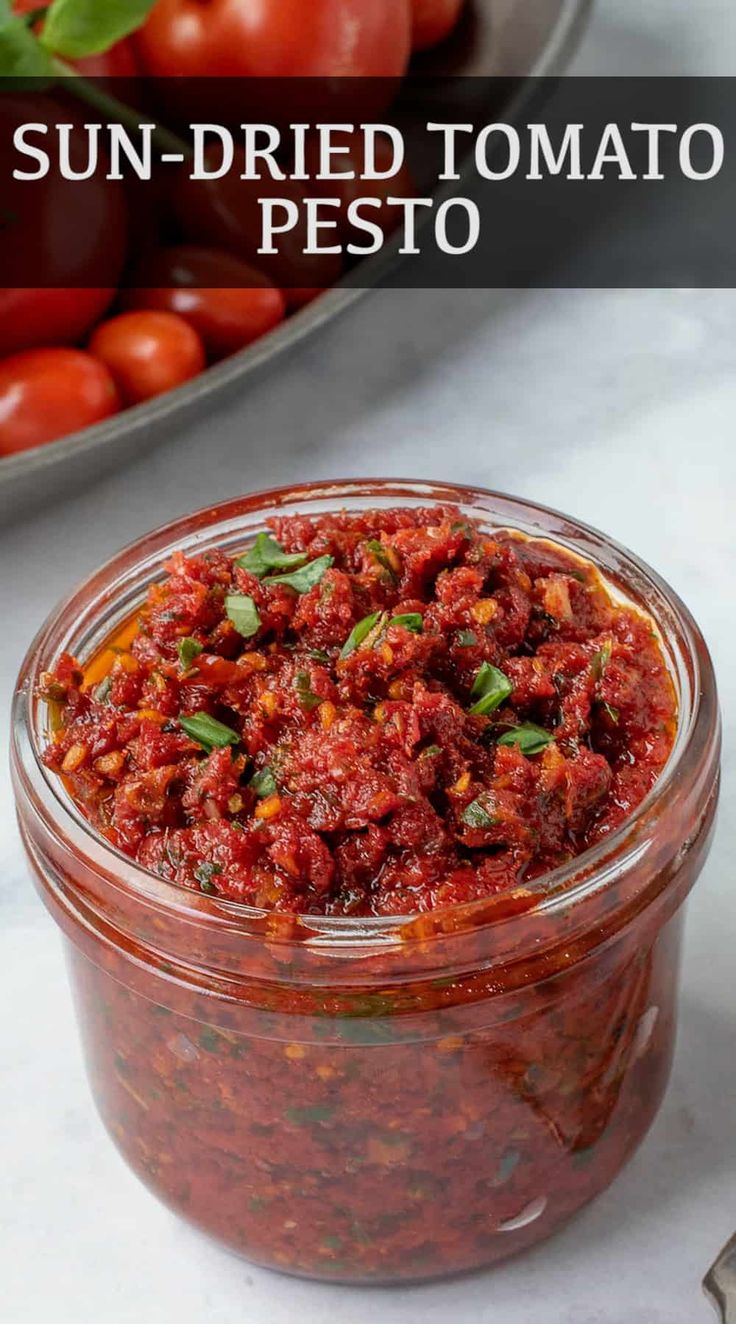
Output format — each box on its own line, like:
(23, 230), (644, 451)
(12, 480), (721, 1283)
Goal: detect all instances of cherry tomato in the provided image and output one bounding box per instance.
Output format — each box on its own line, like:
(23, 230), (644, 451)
(411, 0), (465, 49)
(174, 166), (343, 306)
(0, 290), (118, 358)
(136, 0), (411, 78)
(0, 349), (120, 455)
(72, 40), (139, 79)
(89, 311), (207, 405)
(124, 247), (287, 360)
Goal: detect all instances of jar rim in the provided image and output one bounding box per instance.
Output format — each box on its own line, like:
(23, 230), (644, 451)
(11, 477), (720, 949)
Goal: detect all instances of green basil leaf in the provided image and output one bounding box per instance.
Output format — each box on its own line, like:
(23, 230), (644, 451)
(295, 671), (323, 712)
(179, 712), (240, 754)
(456, 629), (478, 647)
(497, 723), (554, 755)
(225, 593), (261, 639)
(177, 637), (203, 670)
(41, 0), (158, 58)
(250, 767), (277, 799)
(340, 610), (382, 660)
(236, 532), (308, 580)
(390, 613), (423, 634)
(462, 798), (496, 828)
(267, 554), (333, 594)
(469, 662), (513, 716)
(0, 14), (54, 77)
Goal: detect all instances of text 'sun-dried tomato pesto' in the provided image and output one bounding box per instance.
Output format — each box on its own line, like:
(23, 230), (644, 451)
(17, 488), (717, 1284)
(41, 506), (676, 916)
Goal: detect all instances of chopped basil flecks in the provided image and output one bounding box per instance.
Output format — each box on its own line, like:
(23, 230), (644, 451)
(497, 723), (554, 755)
(225, 593), (261, 639)
(286, 1105), (335, 1126)
(365, 539), (397, 577)
(462, 799), (497, 829)
(457, 629), (478, 647)
(469, 662), (513, 716)
(492, 1148), (522, 1187)
(177, 637), (203, 671)
(194, 862), (223, 894)
(93, 675), (113, 705)
(340, 611), (383, 659)
(180, 712), (240, 753)
(600, 701), (620, 724)
(390, 613), (423, 634)
(295, 672), (323, 711)
(267, 555), (333, 594)
(591, 641), (612, 681)
(250, 767), (277, 799)
(237, 533), (308, 580)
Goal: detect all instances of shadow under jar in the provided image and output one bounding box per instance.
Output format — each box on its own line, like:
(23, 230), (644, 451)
(11, 480), (720, 1284)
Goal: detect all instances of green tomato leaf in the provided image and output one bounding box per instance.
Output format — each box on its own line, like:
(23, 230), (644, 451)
(469, 662), (513, 716)
(462, 798), (497, 829)
(225, 593), (261, 639)
(179, 712), (240, 754)
(236, 533), (308, 580)
(267, 554), (333, 594)
(41, 0), (158, 58)
(497, 723), (554, 756)
(390, 613), (423, 634)
(340, 610), (383, 660)
(0, 14), (54, 78)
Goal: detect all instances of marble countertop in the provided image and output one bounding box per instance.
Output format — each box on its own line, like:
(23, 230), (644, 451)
(2, 4), (735, 1321)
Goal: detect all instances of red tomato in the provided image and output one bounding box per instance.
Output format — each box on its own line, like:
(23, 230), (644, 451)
(174, 166), (343, 306)
(89, 311), (207, 405)
(0, 96), (128, 295)
(73, 40), (139, 79)
(123, 247), (287, 360)
(136, 0), (411, 78)
(0, 290), (118, 358)
(411, 0), (465, 49)
(0, 349), (120, 455)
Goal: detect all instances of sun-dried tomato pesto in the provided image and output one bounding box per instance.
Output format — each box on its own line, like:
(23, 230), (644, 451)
(41, 506), (676, 915)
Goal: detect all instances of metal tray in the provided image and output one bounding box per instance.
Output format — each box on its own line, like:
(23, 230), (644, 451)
(0, 0), (591, 524)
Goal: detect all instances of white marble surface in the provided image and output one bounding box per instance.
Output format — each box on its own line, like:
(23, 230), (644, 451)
(2, 5), (736, 1322)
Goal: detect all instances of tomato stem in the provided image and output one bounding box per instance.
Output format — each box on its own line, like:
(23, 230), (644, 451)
(51, 57), (191, 159)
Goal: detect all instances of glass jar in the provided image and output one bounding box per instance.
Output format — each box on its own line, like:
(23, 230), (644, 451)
(11, 480), (720, 1284)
